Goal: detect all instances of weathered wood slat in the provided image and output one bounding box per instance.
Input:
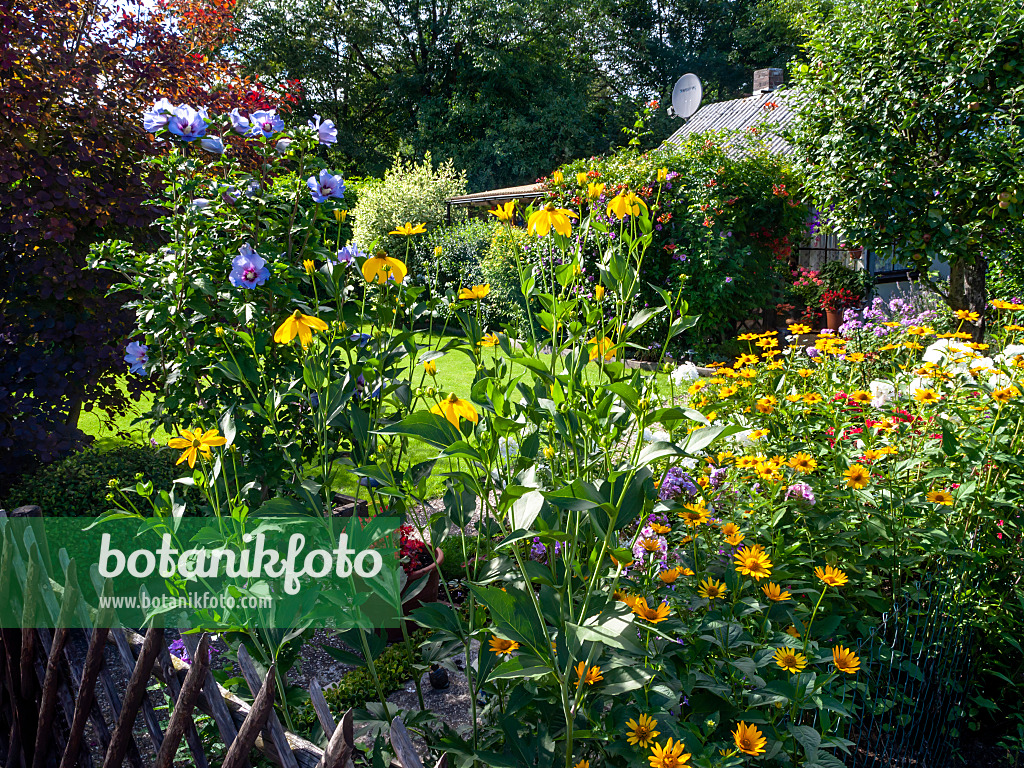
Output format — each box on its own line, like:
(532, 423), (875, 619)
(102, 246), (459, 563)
(84, 572), (144, 768)
(178, 631), (240, 766)
(389, 718), (424, 768)
(221, 664), (276, 768)
(34, 628), (88, 768)
(31, 563), (79, 768)
(308, 679), (335, 737)
(317, 709), (355, 768)
(101, 627), (164, 768)
(236, 645), (300, 768)
(154, 633), (209, 768)
(112, 629), (165, 754)
(124, 630), (325, 768)
(58, 627), (109, 768)
(156, 645), (210, 768)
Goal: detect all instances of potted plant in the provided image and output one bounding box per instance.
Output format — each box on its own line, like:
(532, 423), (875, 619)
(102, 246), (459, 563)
(820, 288), (859, 331)
(817, 261), (873, 332)
(789, 267), (825, 326)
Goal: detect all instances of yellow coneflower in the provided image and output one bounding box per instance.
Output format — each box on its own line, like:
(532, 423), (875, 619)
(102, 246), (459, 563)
(815, 564), (849, 587)
(389, 222), (427, 236)
(488, 635), (520, 657)
(647, 738), (691, 768)
(773, 646), (808, 674)
(832, 645), (861, 674)
(632, 597), (671, 623)
(733, 544), (773, 580)
(625, 714), (660, 748)
(926, 489), (954, 506)
(761, 582), (791, 602)
(788, 453), (818, 473)
(458, 283), (491, 300)
(914, 388), (941, 404)
(991, 386), (1020, 404)
(274, 310), (329, 348)
(845, 464), (870, 489)
(698, 578), (727, 600)
(574, 662), (603, 687)
(430, 393), (479, 428)
(732, 722), (767, 756)
(658, 568), (680, 584)
(168, 427), (227, 468)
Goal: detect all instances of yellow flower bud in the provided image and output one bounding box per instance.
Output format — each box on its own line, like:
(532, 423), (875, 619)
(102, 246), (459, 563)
(304, 259), (315, 275)
(594, 285), (605, 301)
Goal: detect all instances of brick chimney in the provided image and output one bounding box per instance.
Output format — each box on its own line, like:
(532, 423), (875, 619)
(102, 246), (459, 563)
(753, 68), (784, 94)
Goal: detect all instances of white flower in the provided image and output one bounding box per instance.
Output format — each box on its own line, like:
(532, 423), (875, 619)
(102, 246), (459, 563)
(671, 362), (700, 385)
(869, 380), (896, 408)
(643, 428), (670, 443)
(275, 138), (294, 155)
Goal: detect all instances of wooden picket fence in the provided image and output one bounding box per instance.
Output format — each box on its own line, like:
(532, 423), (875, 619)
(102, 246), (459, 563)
(0, 506), (440, 768)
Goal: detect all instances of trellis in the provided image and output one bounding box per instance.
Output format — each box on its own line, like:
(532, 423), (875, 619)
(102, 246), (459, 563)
(0, 506), (440, 768)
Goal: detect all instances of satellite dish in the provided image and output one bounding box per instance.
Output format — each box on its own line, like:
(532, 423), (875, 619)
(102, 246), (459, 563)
(669, 73), (702, 119)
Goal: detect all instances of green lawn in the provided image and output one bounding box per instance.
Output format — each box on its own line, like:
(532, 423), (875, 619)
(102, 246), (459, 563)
(79, 332), (679, 498)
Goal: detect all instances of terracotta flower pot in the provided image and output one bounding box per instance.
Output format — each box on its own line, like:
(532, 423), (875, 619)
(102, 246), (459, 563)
(387, 547), (443, 642)
(825, 309), (843, 333)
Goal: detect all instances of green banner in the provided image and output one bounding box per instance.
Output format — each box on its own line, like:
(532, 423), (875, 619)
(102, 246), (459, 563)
(0, 515), (404, 630)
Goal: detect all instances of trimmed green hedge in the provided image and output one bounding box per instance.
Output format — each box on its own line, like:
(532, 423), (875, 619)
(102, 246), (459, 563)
(2, 444), (187, 517)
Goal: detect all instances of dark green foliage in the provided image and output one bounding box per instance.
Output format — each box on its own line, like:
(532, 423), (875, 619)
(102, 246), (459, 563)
(437, 535), (494, 582)
(293, 638), (420, 735)
(230, 0), (801, 190)
(3, 445), (187, 518)
(413, 220), (499, 316)
(790, 0), (1024, 321)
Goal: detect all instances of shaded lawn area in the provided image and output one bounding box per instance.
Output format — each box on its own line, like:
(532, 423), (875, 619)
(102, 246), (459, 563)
(79, 333), (679, 499)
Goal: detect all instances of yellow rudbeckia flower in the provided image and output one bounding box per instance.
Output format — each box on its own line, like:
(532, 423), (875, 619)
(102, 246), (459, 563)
(361, 254), (408, 284)
(489, 201), (516, 222)
(606, 191), (648, 220)
(389, 222), (427, 236)
(274, 310), (329, 348)
(459, 284), (491, 300)
(527, 203), (577, 237)
(168, 427), (227, 468)
(430, 393), (479, 427)
(587, 182), (605, 200)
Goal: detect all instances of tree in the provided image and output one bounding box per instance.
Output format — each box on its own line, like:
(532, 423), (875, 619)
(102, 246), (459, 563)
(790, 0), (1024, 336)
(0, 0), (289, 490)
(229, 0), (799, 189)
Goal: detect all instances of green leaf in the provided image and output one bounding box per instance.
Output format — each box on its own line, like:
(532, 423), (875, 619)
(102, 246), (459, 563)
(376, 411), (462, 448)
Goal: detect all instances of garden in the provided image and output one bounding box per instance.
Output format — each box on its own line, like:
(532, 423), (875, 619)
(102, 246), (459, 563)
(3, 0), (1024, 765)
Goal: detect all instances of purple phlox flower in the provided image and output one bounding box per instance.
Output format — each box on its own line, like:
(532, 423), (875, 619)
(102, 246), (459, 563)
(307, 170), (345, 203)
(230, 109), (253, 135)
(785, 482), (816, 507)
(806, 346), (819, 358)
(709, 466), (728, 488)
(249, 109), (284, 138)
(336, 244), (363, 265)
(166, 105), (208, 142)
(142, 98), (175, 132)
(309, 114), (338, 145)
(659, 466), (698, 500)
(530, 537), (547, 561)
(124, 341), (149, 376)
(632, 525), (668, 564)
(229, 245), (270, 289)
(200, 136), (225, 154)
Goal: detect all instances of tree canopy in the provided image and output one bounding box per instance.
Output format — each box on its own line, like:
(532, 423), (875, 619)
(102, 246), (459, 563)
(229, 0), (799, 188)
(790, 0), (1024, 328)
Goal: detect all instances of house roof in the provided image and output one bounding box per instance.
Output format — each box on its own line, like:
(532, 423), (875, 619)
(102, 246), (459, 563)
(448, 183), (545, 207)
(660, 89), (797, 155)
